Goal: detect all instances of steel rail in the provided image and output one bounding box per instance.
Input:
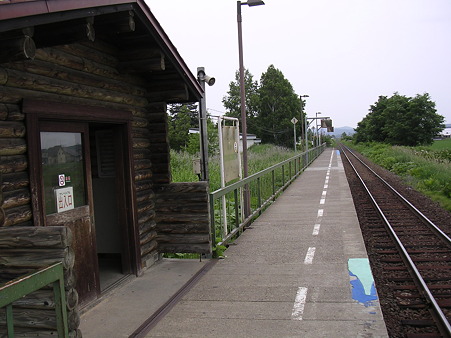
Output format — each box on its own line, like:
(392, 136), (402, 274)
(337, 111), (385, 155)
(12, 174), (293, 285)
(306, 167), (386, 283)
(340, 144), (451, 336)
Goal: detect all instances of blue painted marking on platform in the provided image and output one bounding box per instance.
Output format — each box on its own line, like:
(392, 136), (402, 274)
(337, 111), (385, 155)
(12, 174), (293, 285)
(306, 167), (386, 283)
(348, 258), (378, 306)
(336, 150), (340, 155)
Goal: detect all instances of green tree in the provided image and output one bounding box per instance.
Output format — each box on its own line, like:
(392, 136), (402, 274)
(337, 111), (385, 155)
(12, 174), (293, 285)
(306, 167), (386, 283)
(168, 103), (198, 151)
(222, 69), (260, 135)
(355, 93), (444, 146)
(257, 65), (301, 147)
(186, 117), (219, 156)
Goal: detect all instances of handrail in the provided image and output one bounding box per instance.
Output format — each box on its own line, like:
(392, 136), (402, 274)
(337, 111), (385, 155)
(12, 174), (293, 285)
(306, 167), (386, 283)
(0, 262), (69, 337)
(210, 144), (326, 248)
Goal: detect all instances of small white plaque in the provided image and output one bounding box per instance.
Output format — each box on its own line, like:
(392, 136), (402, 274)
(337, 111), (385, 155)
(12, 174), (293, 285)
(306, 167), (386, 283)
(55, 187), (74, 213)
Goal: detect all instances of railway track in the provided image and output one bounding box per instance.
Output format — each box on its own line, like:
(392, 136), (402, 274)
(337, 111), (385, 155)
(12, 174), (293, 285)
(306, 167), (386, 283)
(340, 144), (451, 338)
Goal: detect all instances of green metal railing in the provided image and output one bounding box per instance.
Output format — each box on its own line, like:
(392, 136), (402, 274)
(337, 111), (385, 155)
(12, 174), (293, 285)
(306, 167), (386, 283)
(210, 144), (326, 247)
(0, 262), (69, 337)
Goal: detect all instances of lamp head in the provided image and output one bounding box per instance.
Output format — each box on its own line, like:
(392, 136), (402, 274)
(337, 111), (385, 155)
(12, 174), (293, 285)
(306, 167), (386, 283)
(246, 0), (265, 6)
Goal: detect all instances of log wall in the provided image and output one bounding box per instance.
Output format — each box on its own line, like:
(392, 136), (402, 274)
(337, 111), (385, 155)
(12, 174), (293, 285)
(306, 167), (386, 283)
(155, 182), (211, 254)
(0, 41), (164, 269)
(0, 226), (81, 337)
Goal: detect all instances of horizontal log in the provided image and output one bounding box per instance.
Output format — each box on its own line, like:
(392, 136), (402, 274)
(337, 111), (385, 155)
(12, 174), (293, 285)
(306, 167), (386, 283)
(148, 133), (167, 143)
(151, 174), (170, 185)
(134, 159), (152, 171)
(8, 59), (147, 99)
(157, 233), (210, 244)
(0, 267), (75, 291)
(155, 194), (208, 203)
(132, 127), (151, 139)
(133, 148), (152, 160)
(136, 189), (155, 204)
(0, 138), (26, 155)
(156, 182), (208, 194)
(0, 155), (28, 174)
(0, 307), (79, 331)
(135, 179), (153, 192)
(0, 226), (72, 249)
(2, 68), (148, 107)
(140, 239), (157, 257)
(0, 103), (23, 121)
(119, 55), (165, 72)
(155, 223), (210, 235)
(1, 171), (29, 191)
(0, 247), (75, 270)
(146, 112), (168, 123)
(132, 137), (151, 150)
(0, 327), (81, 337)
(158, 243), (211, 254)
(59, 42), (118, 68)
(156, 215), (209, 225)
(139, 230), (157, 246)
(134, 169), (152, 182)
(137, 209), (155, 225)
(0, 121), (25, 138)
(147, 122), (167, 133)
(131, 116), (149, 128)
(137, 200), (155, 215)
(2, 204), (32, 227)
(155, 203), (209, 214)
(139, 219), (156, 235)
(147, 143), (169, 154)
(11, 287), (78, 311)
(2, 188), (30, 209)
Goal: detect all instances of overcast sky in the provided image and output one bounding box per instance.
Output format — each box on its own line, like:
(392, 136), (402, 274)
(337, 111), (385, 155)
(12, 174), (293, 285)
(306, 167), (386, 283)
(147, 0), (451, 129)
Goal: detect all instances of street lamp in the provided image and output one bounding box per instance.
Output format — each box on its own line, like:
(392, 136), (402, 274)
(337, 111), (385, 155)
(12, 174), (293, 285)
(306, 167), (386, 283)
(197, 67), (215, 181)
(300, 95), (309, 151)
(315, 112), (322, 147)
(237, 0), (264, 217)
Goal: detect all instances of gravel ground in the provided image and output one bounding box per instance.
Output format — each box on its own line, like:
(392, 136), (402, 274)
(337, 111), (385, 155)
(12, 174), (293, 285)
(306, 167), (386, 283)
(342, 149), (451, 337)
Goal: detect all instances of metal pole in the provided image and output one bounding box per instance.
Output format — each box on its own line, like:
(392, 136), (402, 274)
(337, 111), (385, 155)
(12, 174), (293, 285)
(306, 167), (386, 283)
(237, 1), (250, 217)
(197, 67), (209, 181)
(305, 115), (309, 163)
(294, 123), (297, 152)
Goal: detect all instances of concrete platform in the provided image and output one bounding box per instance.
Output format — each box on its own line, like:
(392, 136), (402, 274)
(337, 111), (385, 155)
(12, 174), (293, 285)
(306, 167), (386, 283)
(80, 148), (388, 337)
(146, 148), (388, 337)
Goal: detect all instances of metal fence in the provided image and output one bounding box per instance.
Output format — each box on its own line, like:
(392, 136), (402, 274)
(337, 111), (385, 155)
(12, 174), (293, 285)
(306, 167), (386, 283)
(210, 144), (326, 247)
(0, 262), (69, 337)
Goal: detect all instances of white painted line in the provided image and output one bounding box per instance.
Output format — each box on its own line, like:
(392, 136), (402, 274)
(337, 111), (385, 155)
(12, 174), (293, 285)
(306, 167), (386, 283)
(320, 198), (325, 205)
(291, 287), (308, 321)
(326, 175), (329, 180)
(312, 223), (321, 235)
(317, 209), (323, 217)
(325, 179), (329, 184)
(304, 247), (316, 264)
(322, 191), (327, 196)
(323, 184), (328, 189)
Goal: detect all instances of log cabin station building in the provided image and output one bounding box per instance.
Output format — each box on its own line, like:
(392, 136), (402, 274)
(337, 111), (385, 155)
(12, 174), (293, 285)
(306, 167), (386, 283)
(0, 0), (211, 334)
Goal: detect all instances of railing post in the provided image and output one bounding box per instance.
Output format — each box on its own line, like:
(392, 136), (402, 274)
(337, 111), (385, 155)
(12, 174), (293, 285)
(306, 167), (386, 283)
(234, 189), (240, 233)
(209, 193), (216, 249)
(53, 266), (69, 337)
(6, 304), (14, 338)
(257, 177), (262, 215)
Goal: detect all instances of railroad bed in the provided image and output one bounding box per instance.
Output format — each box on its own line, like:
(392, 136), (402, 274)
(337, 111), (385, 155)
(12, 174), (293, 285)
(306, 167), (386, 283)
(340, 144), (451, 337)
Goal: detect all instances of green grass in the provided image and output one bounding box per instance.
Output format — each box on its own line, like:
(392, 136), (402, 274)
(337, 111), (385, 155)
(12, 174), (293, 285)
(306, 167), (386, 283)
(429, 138), (451, 150)
(345, 140), (451, 212)
(170, 144), (297, 191)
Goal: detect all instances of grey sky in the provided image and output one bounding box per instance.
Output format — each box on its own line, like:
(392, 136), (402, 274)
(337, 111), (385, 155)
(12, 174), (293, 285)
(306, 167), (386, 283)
(148, 0), (451, 128)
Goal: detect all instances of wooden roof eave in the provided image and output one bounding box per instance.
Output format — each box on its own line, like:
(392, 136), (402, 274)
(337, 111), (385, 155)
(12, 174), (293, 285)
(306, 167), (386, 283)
(0, 0), (203, 103)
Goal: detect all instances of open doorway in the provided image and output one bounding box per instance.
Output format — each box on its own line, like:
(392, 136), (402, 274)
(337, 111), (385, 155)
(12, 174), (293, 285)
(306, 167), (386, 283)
(90, 124), (133, 291)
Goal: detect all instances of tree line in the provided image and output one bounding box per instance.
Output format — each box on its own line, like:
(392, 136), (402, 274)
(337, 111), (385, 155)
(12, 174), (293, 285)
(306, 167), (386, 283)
(168, 65), (446, 152)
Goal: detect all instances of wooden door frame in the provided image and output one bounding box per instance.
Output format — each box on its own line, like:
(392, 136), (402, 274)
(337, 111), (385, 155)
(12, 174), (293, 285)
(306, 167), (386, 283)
(24, 99), (141, 276)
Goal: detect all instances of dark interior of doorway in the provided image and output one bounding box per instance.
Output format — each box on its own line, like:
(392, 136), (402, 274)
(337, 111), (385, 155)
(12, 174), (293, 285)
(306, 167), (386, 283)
(90, 124), (130, 291)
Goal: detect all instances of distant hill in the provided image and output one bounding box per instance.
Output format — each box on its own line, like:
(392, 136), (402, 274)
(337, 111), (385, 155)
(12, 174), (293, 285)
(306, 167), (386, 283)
(326, 126), (356, 137)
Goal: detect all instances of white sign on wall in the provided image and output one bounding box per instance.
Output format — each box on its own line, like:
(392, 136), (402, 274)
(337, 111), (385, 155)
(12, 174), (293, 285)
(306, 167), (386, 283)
(55, 186), (74, 213)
